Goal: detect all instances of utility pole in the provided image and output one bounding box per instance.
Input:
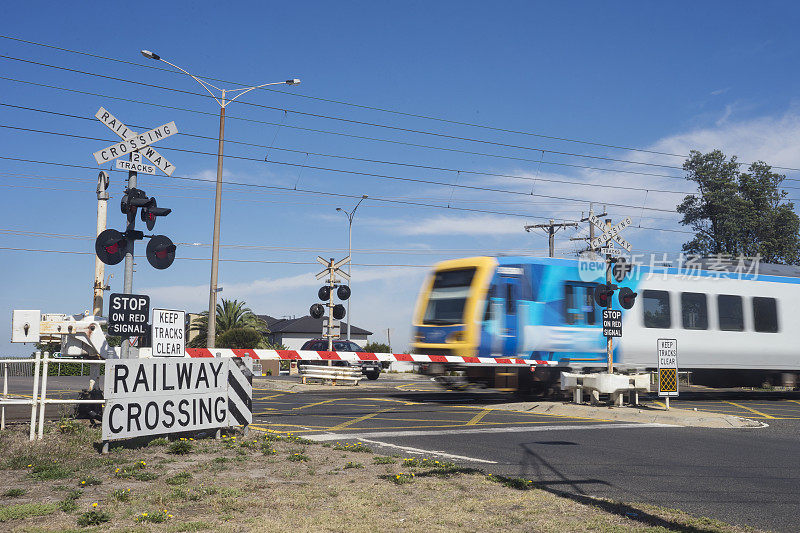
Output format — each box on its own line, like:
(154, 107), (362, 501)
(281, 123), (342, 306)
(93, 171), (109, 317)
(525, 219), (578, 257)
(570, 204), (608, 254)
(604, 218), (614, 373)
(121, 155), (137, 359)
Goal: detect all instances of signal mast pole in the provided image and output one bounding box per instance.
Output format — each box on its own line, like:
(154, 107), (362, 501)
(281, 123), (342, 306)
(121, 155), (137, 359)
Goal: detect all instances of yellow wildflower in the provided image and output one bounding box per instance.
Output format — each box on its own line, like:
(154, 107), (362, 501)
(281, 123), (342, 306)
(92, 502), (98, 508)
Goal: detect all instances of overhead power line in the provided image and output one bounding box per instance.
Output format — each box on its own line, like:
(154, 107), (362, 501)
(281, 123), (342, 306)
(0, 123), (685, 214)
(4, 32), (798, 175)
(0, 54), (696, 172)
(0, 103), (701, 196)
(0, 155), (695, 234)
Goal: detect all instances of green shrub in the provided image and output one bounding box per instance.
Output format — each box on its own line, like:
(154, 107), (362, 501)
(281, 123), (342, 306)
(333, 442), (372, 453)
(78, 475), (102, 487)
(344, 462), (364, 469)
(387, 472), (415, 485)
(373, 456), (397, 465)
(30, 460), (73, 480)
(287, 453), (309, 462)
(3, 488), (25, 497)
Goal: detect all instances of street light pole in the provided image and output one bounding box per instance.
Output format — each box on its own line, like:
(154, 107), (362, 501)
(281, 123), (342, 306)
(336, 195), (368, 340)
(140, 50), (300, 348)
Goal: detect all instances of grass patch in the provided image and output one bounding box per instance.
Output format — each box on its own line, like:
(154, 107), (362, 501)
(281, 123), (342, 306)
(57, 489), (82, 512)
(373, 456), (396, 465)
(167, 521), (213, 532)
(132, 471), (159, 481)
(333, 442), (372, 453)
(261, 443), (277, 455)
(344, 462), (364, 469)
(78, 474), (102, 487)
(30, 460), (73, 480)
(0, 502), (58, 522)
(288, 453), (309, 462)
(285, 433), (314, 445)
(384, 472), (415, 485)
(112, 488), (132, 502)
(486, 474), (536, 490)
(168, 439), (194, 455)
(76, 509), (111, 526)
(166, 472), (193, 485)
(135, 509), (173, 523)
(3, 488), (26, 497)
(57, 417), (81, 435)
(148, 437), (169, 447)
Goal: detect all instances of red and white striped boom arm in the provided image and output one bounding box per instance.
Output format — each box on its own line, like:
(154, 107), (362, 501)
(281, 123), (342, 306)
(185, 348), (557, 367)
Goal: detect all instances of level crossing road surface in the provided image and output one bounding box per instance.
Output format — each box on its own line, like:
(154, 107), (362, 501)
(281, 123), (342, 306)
(3, 374), (800, 530)
(252, 377), (800, 532)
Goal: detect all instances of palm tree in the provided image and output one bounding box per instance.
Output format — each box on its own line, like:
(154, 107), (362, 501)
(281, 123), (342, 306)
(188, 299), (269, 348)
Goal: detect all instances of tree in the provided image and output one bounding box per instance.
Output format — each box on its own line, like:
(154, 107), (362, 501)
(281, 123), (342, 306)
(677, 150), (800, 263)
(188, 299), (269, 348)
(363, 342), (391, 353)
(216, 328), (263, 349)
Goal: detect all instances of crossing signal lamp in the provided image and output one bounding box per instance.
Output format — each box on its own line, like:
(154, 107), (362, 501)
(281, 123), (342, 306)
(95, 187), (176, 270)
(594, 283), (615, 308)
(618, 287), (638, 309)
(95, 229), (127, 265)
(333, 304), (346, 320)
(146, 235), (176, 270)
(310, 303), (324, 319)
(337, 285), (351, 301)
(318, 286), (331, 301)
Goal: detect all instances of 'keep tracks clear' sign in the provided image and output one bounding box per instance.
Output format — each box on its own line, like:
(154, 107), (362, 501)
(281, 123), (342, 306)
(102, 358), (252, 441)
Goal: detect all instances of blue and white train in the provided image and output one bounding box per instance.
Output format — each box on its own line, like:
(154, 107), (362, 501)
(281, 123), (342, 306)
(410, 256), (800, 390)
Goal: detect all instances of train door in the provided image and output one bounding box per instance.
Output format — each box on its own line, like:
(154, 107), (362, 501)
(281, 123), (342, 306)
(501, 276), (520, 355)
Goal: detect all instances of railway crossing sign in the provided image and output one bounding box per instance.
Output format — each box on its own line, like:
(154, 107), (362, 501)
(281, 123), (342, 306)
(315, 255), (351, 281)
(92, 107), (177, 176)
(657, 338), (679, 397)
(589, 214), (632, 253)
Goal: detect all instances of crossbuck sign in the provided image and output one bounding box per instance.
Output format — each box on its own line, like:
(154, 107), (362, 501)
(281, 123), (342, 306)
(92, 107), (177, 176)
(589, 214), (632, 253)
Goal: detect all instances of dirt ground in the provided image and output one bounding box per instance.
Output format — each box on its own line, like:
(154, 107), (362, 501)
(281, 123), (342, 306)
(0, 420), (757, 532)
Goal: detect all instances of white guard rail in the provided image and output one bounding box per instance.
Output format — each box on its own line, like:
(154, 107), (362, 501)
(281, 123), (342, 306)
(0, 352), (105, 441)
(560, 371), (650, 405)
(299, 364), (362, 385)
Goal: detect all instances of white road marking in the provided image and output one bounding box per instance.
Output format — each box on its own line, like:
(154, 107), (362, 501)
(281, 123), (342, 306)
(348, 437), (497, 464)
(304, 422), (676, 442)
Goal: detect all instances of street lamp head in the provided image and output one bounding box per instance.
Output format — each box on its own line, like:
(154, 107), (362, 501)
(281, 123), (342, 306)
(285, 78), (301, 86)
(361, 195), (368, 199)
(336, 207), (343, 212)
(140, 50), (160, 61)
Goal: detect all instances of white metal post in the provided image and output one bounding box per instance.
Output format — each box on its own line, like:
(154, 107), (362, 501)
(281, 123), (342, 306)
(346, 220), (352, 340)
(29, 351), (41, 441)
(1, 362), (7, 430)
(37, 352), (50, 440)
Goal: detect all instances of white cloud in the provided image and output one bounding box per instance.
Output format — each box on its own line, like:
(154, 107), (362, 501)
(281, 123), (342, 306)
(386, 214), (527, 236)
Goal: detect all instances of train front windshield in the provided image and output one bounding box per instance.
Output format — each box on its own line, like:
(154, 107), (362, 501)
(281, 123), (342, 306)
(422, 268), (476, 325)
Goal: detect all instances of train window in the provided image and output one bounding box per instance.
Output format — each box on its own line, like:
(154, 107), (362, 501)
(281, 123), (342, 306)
(681, 292), (708, 330)
(752, 297), (779, 333)
(506, 283), (515, 314)
(483, 285), (496, 321)
(564, 282), (596, 325)
(642, 290), (671, 328)
(717, 295), (744, 331)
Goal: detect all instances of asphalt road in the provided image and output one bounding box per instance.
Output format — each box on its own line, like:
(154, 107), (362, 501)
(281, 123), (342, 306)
(251, 379), (800, 532)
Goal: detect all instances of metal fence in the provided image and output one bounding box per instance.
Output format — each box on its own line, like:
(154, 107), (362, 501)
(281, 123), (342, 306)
(0, 352), (105, 441)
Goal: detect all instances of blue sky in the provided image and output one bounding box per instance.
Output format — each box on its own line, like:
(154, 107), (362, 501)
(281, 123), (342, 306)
(2, 1), (800, 355)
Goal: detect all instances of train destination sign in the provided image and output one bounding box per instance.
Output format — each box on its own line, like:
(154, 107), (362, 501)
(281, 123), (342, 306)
(602, 309), (622, 337)
(108, 293), (150, 337)
(657, 338), (679, 397)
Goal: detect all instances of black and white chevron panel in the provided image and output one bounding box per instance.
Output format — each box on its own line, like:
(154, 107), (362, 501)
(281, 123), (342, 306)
(227, 357), (253, 427)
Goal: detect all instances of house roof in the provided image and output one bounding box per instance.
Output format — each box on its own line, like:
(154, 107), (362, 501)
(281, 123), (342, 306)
(258, 315), (372, 336)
